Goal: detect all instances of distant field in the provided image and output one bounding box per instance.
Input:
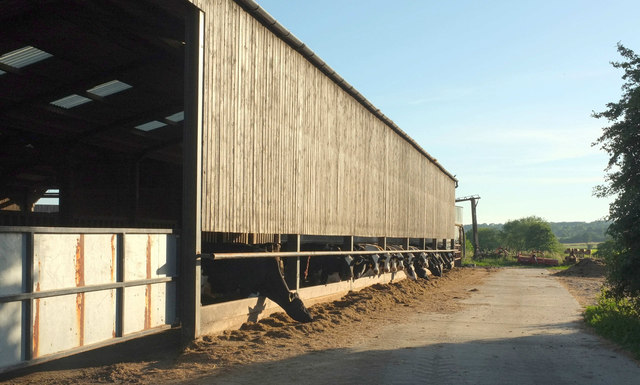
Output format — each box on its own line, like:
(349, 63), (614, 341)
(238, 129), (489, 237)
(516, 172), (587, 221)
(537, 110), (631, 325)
(562, 242), (600, 253)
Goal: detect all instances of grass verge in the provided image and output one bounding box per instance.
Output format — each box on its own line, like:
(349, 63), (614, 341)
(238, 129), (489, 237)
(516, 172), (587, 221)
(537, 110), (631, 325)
(585, 294), (640, 359)
(462, 254), (568, 269)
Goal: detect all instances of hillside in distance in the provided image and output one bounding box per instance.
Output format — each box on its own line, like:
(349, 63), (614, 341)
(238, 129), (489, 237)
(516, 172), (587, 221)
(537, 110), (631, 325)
(463, 221), (610, 244)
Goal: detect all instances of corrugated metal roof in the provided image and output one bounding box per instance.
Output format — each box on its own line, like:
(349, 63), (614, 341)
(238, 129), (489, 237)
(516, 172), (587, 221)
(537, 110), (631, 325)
(0, 45), (52, 68)
(87, 80), (132, 97)
(50, 94), (92, 109)
(135, 120), (167, 131)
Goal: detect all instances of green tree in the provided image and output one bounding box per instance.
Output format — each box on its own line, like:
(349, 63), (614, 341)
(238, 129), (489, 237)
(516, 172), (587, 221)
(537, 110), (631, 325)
(502, 216), (559, 252)
(467, 227), (503, 251)
(593, 43), (640, 307)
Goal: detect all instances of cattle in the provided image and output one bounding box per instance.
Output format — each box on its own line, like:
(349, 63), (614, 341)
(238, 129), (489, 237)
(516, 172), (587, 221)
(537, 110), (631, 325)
(385, 245), (417, 280)
(427, 252), (445, 277)
(442, 252), (455, 270)
(408, 246), (431, 280)
(401, 248), (418, 280)
(353, 244), (383, 278)
(291, 243), (353, 287)
(200, 242), (313, 323)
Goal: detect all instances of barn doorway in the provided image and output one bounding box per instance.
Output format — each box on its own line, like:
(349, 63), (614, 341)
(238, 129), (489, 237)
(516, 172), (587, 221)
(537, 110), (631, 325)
(0, 0), (194, 229)
(0, 0), (204, 372)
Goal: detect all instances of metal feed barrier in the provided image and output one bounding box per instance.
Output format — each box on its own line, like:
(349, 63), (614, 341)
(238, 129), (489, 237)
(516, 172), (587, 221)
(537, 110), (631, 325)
(0, 227), (179, 373)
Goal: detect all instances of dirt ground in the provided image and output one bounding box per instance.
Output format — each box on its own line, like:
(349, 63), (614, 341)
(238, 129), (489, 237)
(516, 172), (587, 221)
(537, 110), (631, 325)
(554, 258), (606, 307)
(2, 263), (608, 385)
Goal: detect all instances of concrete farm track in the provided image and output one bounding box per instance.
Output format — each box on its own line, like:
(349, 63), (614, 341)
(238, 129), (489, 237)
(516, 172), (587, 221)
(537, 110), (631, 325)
(198, 269), (640, 385)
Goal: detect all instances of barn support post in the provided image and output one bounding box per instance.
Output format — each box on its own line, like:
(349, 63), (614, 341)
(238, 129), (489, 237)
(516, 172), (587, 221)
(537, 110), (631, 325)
(21, 232), (34, 361)
(58, 157), (74, 226)
(294, 235), (301, 291)
(403, 238), (410, 250)
(115, 233), (125, 338)
(378, 237), (387, 249)
(180, 6), (204, 342)
(422, 238), (427, 250)
(342, 236), (354, 252)
(343, 236), (354, 291)
(283, 234), (300, 291)
(129, 159), (140, 225)
(433, 238), (438, 250)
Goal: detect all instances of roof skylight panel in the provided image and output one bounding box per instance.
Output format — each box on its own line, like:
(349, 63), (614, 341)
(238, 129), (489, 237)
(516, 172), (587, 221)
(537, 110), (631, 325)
(0, 46), (52, 68)
(135, 120), (167, 132)
(50, 94), (92, 109)
(87, 80), (132, 97)
(165, 111), (184, 123)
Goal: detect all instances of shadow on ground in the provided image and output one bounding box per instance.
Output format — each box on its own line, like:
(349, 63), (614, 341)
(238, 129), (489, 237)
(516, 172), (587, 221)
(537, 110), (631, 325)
(185, 332), (638, 385)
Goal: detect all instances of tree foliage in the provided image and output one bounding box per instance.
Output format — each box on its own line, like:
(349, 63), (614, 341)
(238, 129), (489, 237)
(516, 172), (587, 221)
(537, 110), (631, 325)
(464, 221), (610, 244)
(502, 216), (559, 252)
(466, 227), (503, 251)
(464, 216), (560, 253)
(549, 221), (610, 243)
(593, 43), (640, 304)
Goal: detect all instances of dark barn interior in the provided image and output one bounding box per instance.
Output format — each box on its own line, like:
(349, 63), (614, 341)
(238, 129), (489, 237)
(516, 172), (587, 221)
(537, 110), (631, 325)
(0, 0), (189, 228)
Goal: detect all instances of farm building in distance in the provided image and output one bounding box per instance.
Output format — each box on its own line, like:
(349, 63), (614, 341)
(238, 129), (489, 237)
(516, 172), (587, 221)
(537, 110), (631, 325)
(0, 0), (458, 372)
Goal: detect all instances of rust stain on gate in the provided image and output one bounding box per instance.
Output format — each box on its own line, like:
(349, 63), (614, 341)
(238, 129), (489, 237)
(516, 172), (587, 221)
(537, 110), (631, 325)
(110, 234), (116, 282)
(144, 234), (152, 330)
(75, 235), (85, 346)
(33, 276), (41, 358)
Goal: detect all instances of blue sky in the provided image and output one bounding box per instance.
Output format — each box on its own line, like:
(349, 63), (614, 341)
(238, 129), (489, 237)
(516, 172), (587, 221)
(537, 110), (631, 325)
(255, 0), (640, 225)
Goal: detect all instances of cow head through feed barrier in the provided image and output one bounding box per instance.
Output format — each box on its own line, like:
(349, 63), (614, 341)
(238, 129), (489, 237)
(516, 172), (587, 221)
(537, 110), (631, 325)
(200, 242), (313, 323)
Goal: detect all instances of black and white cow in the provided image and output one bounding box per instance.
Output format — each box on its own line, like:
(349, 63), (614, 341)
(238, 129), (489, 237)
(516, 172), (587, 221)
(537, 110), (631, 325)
(408, 246), (431, 280)
(385, 245), (417, 280)
(292, 243), (354, 287)
(200, 242), (313, 323)
(353, 244), (383, 278)
(427, 252), (445, 277)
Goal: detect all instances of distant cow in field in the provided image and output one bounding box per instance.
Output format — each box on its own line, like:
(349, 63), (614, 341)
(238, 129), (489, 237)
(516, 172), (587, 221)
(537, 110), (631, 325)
(200, 242), (313, 323)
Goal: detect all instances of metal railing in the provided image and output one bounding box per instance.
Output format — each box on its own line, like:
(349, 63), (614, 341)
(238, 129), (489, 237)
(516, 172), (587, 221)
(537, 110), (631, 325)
(0, 226), (179, 373)
(205, 248), (456, 260)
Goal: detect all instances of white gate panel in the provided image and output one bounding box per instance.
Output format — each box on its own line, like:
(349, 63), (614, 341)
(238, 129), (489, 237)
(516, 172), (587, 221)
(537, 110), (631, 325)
(1, 228), (178, 372)
(83, 234), (118, 285)
(33, 294), (78, 358)
(0, 233), (24, 295)
(124, 234), (177, 281)
(33, 234), (78, 291)
(123, 282), (176, 335)
(0, 302), (22, 367)
(84, 290), (117, 345)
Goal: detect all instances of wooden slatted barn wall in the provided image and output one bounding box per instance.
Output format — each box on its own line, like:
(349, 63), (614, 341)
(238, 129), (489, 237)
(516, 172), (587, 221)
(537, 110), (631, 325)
(191, 0), (455, 239)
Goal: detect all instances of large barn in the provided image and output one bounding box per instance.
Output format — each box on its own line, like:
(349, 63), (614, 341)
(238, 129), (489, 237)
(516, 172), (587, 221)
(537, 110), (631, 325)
(0, 0), (457, 372)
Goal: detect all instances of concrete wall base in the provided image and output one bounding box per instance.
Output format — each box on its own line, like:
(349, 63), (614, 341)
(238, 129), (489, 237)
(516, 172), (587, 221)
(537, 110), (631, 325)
(199, 270), (410, 336)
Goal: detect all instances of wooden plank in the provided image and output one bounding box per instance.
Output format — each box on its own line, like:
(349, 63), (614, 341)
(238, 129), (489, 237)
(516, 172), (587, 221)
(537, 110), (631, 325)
(197, 0), (456, 240)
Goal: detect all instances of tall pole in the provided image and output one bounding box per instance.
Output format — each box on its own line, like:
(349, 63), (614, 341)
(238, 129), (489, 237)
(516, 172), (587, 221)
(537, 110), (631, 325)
(471, 198), (479, 256)
(455, 195), (481, 257)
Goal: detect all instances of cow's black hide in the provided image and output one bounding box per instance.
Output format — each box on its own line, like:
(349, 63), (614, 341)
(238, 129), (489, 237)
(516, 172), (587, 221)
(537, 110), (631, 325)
(293, 243), (353, 287)
(201, 243), (313, 323)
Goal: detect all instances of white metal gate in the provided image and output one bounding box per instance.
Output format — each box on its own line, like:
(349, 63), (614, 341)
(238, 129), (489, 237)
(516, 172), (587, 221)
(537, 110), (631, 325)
(0, 227), (179, 372)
